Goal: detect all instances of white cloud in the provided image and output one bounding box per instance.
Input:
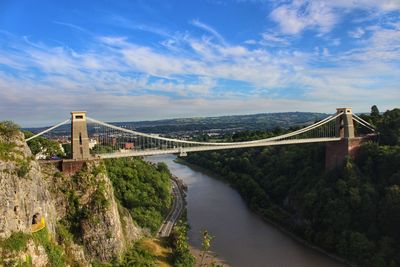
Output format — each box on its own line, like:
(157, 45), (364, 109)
(270, 0), (337, 34)
(327, 0), (400, 12)
(0, 15), (399, 126)
(244, 39), (257, 45)
(322, 47), (330, 57)
(348, 27), (365, 38)
(53, 21), (88, 33)
(260, 32), (290, 46)
(269, 0), (400, 35)
(190, 19), (226, 44)
(339, 25), (400, 62)
(0, 72), (346, 127)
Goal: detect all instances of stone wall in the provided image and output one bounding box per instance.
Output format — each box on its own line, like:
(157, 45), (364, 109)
(325, 136), (374, 170)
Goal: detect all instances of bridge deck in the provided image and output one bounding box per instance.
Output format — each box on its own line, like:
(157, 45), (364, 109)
(98, 137), (342, 159)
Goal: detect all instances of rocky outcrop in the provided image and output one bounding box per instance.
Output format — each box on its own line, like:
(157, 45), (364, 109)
(69, 163), (142, 261)
(0, 127), (142, 265)
(42, 156), (143, 262)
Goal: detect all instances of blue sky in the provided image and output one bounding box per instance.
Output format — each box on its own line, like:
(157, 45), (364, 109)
(0, 0), (399, 126)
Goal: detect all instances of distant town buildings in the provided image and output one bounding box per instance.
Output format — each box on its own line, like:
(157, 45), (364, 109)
(123, 143), (134, 149)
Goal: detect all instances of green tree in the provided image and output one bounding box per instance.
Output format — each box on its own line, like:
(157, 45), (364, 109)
(105, 158), (172, 233)
(379, 109), (400, 145)
(380, 185), (400, 240)
(371, 105), (380, 118)
(24, 131), (65, 158)
(171, 221), (195, 267)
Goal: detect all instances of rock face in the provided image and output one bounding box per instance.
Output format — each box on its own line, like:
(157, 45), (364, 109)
(25, 240), (49, 266)
(0, 128), (142, 265)
(64, 162), (142, 261)
(0, 131), (57, 239)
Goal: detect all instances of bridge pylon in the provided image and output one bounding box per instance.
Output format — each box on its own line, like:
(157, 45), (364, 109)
(335, 108), (355, 138)
(326, 107), (369, 170)
(71, 111), (90, 160)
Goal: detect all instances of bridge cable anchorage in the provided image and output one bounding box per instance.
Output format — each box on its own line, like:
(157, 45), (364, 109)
(25, 119), (70, 141)
(86, 113), (341, 147)
(352, 114), (376, 132)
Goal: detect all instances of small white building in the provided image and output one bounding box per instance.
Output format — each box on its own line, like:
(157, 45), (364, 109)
(88, 138), (98, 149)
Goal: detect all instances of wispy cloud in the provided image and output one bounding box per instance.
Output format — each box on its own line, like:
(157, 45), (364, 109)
(270, 1), (337, 35)
(53, 21), (88, 33)
(0, 2), (399, 126)
(269, 0), (400, 36)
(190, 19), (226, 44)
(110, 15), (173, 38)
(260, 32), (290, 46)
(348, 27), (365, 38)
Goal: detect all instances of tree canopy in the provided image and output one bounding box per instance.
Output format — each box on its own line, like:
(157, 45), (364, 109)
(185, 106), (400, 267)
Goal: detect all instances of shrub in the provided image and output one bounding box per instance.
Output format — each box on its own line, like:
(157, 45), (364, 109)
(55, 221), (74, 245)
(0, 121), (20, 139)
(16, 162), (31, 178)
(0, 141), (16, 160)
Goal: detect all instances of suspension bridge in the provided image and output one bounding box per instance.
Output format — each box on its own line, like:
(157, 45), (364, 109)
(26, 108), (376, 172)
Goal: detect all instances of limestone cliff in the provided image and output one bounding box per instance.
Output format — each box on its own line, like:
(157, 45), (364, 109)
(0, 124), (142, 266)
(45, 161), (142, 262)
(0, 130), (57, 240)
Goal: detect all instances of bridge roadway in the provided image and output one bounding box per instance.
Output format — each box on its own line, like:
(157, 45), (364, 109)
(157, 178), (184, 237)
(98, 137), (342, 159)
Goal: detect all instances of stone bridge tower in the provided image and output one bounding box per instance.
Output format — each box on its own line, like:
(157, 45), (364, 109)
(335, 108), (355, 138)
(71, 111), (90, 160)
(325, 108), (365, 170)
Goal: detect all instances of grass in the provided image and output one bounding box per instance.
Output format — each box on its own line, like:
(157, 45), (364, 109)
(55, 221), (74, 245)
(0, 232), (32, 267)
(141, 238), (173, 267)
(91, 238), (172, 267)
(0, 229), (68, 267)
(0, 141), (17, 161)
(32, 228), (65, 267)
(116, 239), (158, 267)
(0, 232), (30, 252)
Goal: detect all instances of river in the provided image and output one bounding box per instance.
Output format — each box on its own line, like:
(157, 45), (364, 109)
(147, 154), (347, 267)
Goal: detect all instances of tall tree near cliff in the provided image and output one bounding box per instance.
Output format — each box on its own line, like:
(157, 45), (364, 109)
(379, 109), (400, 145)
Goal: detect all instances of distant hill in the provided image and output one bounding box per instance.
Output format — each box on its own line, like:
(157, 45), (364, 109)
(25, 112), (328, 135)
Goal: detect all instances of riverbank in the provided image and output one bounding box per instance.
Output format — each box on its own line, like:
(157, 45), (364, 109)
(190, 246), (229, 267)
(175, 157), (353, 267)
(170, 172), (228, 267)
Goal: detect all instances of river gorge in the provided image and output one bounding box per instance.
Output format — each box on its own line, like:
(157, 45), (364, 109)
(147, 154), (347, 267)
